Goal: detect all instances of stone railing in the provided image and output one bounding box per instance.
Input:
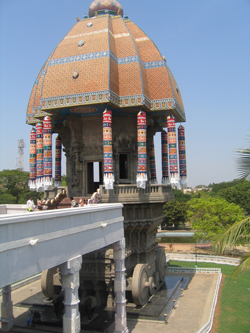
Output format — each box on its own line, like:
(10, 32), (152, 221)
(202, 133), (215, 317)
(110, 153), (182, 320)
(0, 205), (27, 215)
(166, 266), (222, 274)
(0, 203), (124, 288)
(100, 184), (173, 204)
(167, 253), (241, 266)
(197, 272), (222, 333)
(166, 259), (223, 333)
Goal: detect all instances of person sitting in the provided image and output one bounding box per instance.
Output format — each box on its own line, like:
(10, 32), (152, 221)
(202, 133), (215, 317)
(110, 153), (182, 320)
(70, 196), (77, 208)
(78, 199), (85, 207)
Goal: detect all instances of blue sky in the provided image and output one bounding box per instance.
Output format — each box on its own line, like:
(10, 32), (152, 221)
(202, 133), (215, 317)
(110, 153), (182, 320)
(0, 0), (249, 188)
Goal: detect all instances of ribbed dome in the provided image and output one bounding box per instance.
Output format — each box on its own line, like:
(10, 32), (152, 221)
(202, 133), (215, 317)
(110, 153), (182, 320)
(26, 11), (185, 127)
(89, 0), (123, 17)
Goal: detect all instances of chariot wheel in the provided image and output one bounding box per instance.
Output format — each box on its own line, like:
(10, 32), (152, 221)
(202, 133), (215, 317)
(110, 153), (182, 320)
(153, 271), (160, 291)
(41, 267), (59, 298)
(156, 248), (167, 282)
(148, 276), (155, 296)
(132, 264), (150, 306)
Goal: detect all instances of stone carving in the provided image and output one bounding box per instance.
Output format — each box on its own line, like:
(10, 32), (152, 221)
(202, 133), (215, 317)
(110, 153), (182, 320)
(114, 277), (126, 293)
(62, 273), (80, 290)
(73, 171), (80, 186)
(63, 315), (80, 333)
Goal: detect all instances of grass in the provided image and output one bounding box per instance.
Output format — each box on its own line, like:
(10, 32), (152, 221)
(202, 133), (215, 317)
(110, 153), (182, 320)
(169, 261), (250, 333)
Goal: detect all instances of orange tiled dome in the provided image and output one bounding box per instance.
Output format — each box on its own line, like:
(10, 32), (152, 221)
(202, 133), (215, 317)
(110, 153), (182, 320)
(89, 0), (123, 18)
(26, 6), (185, 126)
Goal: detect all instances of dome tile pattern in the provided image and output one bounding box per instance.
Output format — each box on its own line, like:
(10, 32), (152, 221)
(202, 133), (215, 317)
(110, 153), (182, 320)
(89, 0), (123, 18)
(27, 13), (185, 125)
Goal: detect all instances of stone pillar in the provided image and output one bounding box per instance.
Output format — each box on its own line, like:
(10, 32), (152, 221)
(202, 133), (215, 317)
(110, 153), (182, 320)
(59, 255), (82, 333)
(113, 238), (129, 333)
(1, 285), (14, 332)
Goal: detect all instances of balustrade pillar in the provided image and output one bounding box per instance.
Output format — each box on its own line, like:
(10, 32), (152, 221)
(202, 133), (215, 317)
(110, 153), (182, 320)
(113, 238), (129, 333)
(1, 285), (14, 332)
(59, 255), (82, 333)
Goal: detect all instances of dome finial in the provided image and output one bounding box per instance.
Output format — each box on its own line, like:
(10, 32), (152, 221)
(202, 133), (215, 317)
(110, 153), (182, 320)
(88, 0), (124, 18)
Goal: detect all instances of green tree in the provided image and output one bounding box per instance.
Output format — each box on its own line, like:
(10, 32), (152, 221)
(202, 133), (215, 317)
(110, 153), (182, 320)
(163, 200), (187, 229)
(209, 179), (242, 194)
(187, 197), (245, 239)
(0, 193), (16, 204)
(237, 137), (250, 180)
(172, 189), (191, 202)
(217, 180), (250, 215)
(61, 175), (67, 186)
(213, 217), (250, 279)
(0, 169), (40, 204)
(213, 138), (250, 278)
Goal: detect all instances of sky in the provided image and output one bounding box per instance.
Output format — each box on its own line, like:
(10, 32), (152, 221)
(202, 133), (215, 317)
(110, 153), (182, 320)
(0, 0), (249, 188)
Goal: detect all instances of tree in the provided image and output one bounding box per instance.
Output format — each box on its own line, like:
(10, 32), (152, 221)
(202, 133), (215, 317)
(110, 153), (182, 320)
(237, 137), (250, 180)
(172, 189), (191, 202)
(213, 217), (250, 279)
(163, 200), (187, 229)
(213, 138), (250, 278)
(0, 169), (40, 204)
(187, 197), (245, 240)
(61, 175), (67, 186)
(217, 180), (250, 215)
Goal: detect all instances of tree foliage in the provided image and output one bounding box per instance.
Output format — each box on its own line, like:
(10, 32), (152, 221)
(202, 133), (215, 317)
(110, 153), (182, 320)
(236, 137), (250, 180)
(213, 217), (250, 279)
(213, 136), (250, 279)
(163, 200), (187, 229)
(172, 189), (191, 202)
(216, 180), (250, 215)
(61, 175), (67, 186)
(0, 169), (40, 204)
(186, 197), (245, 239)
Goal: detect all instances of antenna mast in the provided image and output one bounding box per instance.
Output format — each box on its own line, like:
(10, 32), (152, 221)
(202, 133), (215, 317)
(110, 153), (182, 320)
(16, 139), (25, 171)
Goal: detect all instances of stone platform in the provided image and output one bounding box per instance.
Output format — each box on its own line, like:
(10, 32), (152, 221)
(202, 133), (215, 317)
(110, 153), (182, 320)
(1, 272), (219, 333)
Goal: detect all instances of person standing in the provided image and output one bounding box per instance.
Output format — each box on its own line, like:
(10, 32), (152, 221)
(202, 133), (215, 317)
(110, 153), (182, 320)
(26, 197), (35, 212)
(37, 198), (42, 211)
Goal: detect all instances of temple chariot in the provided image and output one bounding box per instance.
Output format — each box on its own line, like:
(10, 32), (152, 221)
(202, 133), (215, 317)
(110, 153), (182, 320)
(26, 0), (187, 309)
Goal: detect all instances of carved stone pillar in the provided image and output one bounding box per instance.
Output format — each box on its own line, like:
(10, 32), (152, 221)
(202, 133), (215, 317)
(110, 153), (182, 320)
(59, 256), (82, 333)
(113, 239), (129, 333)
(1, 285), (14, 332)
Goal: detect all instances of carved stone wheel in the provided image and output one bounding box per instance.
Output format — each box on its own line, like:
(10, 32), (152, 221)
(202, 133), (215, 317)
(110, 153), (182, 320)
(148, 276), (155, 296)
(153, 271), (160, 291)
(156, 248), (167, 282)
(41, 267), (58, 298)
(132, 264), (150, 306)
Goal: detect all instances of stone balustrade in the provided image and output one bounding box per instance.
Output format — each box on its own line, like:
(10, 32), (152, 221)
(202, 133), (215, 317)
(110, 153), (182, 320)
(0, 205), (27, 215)
(100, 184), (173, 204)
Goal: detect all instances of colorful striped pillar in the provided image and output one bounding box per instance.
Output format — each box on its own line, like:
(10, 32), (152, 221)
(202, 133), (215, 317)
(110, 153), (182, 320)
(43, 116), (53, 191)
(167, 115), (179, 187)
(29, 128), (37, 191)
(103, 109), (114, 189)
(178, 125), (187, 187)
(161, 130), (170, 185)
(137, 111), (147, 189)
(54, 135), (62, 187)
(36, 122), (44, 192)
(150, 140), (157, 183)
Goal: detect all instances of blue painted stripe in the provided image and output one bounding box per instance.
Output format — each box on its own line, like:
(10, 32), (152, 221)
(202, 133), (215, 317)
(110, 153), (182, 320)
(48, 51), (110, 66)
(49, 50), (166, 70)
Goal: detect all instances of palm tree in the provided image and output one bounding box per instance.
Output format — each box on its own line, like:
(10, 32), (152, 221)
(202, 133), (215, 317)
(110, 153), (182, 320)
(213, 137), (250, 279)
(237, 137), (250, 181)
(213, 217), (250, 279)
